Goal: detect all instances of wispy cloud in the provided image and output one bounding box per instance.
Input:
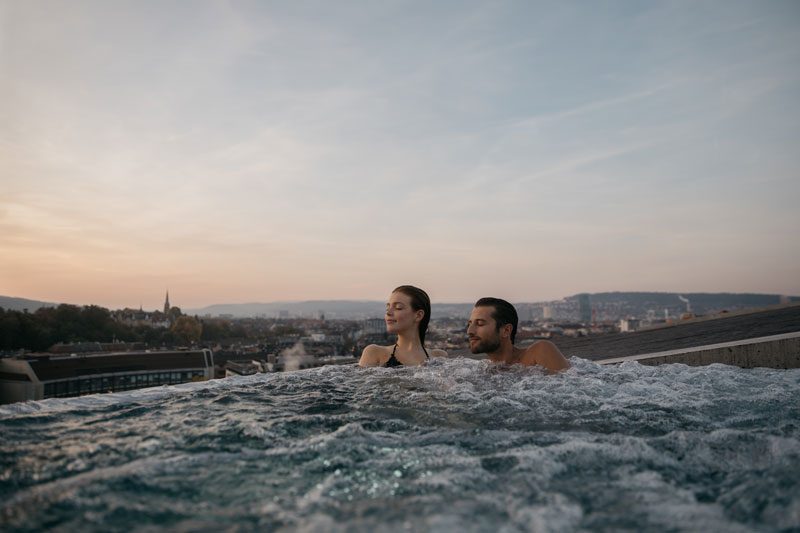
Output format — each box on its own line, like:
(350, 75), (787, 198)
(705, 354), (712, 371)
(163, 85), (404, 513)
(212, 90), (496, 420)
(1, 1), (798, 306)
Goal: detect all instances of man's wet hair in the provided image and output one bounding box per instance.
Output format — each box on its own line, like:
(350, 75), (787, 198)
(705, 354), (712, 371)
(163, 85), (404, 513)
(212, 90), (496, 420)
(474, 297), (518, 343)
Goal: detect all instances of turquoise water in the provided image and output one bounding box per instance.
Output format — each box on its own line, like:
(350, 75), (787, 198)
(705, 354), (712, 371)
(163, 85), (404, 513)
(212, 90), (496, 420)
(1, 358), (799, 532)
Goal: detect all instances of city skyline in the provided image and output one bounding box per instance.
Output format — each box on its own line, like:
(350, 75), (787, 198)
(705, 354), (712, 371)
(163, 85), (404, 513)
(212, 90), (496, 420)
(3, 1), (799, 310)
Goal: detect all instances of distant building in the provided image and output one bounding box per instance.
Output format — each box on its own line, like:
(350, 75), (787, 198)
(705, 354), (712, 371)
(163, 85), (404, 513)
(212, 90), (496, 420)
(619, 318), (641, 333)
(363, 318), (386, 336)
(0, 349), (214, 404)
(48, 341), (147, 354)
(542, 305), (553, 321)
(112, 308), (170, 329)
(224, 360), (261, 377)
(578, 293), (592, 324)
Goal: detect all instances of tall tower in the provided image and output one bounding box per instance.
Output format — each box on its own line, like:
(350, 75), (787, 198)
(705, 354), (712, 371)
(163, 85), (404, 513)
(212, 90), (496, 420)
(578, 293), (592, 324)
(164, 290), (170, 315)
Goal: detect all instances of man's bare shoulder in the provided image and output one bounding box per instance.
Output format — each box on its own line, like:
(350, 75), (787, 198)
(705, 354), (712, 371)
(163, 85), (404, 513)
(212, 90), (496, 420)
(521, 340), (571, 372)
(429, 348), (448, 358)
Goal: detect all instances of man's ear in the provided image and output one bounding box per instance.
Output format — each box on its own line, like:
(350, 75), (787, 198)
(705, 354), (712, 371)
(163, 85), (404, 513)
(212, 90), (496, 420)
(501, 323), (513, 338)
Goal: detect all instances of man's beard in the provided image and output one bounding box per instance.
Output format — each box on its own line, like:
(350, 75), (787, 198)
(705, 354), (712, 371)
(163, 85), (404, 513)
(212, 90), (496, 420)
(469, 336), (501, 354)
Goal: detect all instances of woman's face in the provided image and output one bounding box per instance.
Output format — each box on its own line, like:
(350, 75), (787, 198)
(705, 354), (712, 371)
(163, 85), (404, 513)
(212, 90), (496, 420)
(385, 291), (420, 334)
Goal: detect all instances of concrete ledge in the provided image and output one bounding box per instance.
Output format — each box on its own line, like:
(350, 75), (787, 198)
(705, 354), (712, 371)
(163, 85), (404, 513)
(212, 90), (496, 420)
(596, 331), (800, 369)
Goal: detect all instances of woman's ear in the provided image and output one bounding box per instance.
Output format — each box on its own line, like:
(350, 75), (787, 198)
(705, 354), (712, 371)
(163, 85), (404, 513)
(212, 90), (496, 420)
(415, 309), (424, 323)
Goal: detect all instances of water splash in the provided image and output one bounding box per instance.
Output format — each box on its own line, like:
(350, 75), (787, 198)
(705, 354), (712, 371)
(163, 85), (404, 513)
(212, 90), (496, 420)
(1, 358), (799, 531)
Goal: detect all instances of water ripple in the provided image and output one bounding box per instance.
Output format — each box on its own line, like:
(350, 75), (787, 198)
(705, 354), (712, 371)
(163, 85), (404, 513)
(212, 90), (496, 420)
(1, 357), (799, 532)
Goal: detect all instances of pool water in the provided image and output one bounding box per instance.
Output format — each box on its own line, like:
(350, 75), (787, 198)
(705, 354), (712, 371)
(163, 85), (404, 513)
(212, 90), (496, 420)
(2, 357), (799, 532)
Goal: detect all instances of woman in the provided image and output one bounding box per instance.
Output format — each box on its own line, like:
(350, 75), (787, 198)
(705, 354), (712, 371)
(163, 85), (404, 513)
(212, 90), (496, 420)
(359, 285), (447, 367)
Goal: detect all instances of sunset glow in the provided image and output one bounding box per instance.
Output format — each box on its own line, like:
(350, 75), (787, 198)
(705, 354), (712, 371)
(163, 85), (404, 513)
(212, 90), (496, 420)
(2, 1), (799, 309)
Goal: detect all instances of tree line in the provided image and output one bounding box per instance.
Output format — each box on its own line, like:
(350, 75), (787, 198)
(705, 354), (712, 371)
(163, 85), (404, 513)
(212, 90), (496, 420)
(0, 304), (232, 352)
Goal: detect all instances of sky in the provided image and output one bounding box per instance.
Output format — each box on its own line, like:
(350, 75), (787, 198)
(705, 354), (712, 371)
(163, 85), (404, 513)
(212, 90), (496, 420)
(2, 1), (799, 310)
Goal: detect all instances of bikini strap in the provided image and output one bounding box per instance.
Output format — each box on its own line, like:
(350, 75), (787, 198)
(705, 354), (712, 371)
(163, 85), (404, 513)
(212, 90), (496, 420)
(384, 344), (402, 367)
(387, 343), (428, 364)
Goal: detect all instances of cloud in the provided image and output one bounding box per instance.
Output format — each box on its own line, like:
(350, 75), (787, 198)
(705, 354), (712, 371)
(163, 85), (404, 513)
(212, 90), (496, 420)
(1, 1), (798, 306)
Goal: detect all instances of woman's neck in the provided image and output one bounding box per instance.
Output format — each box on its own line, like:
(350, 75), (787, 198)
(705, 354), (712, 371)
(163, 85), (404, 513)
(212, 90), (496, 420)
(395, 332), (422, 351)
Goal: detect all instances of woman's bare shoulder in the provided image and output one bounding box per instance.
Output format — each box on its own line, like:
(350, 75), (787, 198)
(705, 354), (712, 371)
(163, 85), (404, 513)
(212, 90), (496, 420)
(362, 344), (392, 354)
(359, 344), (391, 366)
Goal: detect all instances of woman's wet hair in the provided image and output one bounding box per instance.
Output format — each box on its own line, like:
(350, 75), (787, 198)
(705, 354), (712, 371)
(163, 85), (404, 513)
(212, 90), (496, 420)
(393, 285), (431, 345)
(474, 297), (518, 343)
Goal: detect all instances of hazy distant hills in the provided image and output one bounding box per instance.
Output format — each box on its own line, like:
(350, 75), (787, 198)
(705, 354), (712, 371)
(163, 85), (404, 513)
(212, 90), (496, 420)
(185, 292), (798, 319)
(0, 296), (58, 312)
(186, 301), (502, 319)
(581, 292), (796, 311)
(186, 300), (387, 319)
(185, 301), (482, 319)
(558, 292), (799, 321)
(2, 292), (796, 319)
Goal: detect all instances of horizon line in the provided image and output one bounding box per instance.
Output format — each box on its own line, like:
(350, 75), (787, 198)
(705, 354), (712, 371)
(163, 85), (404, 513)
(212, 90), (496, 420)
(2, 290), (799, 313)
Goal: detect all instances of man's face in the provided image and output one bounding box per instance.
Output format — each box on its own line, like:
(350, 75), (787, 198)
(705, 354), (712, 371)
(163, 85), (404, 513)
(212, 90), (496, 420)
(466, 306), (502, 354)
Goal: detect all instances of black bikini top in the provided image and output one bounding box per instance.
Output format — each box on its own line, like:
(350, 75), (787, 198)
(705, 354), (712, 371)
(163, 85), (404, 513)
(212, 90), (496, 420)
(384, 343), (430, 367)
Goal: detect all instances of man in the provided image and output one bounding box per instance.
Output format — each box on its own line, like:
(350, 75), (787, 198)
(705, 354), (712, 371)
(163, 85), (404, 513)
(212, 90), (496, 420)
(467, 297), (570, 372)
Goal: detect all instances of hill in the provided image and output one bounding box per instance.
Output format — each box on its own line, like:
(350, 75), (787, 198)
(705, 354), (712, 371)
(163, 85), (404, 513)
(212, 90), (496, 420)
(0, 296), (58, 312)
(185, 292), (798, 320)
(4, 292), (796, 320)
(186, 300), (386, 319)
(556, 291), (798, 320)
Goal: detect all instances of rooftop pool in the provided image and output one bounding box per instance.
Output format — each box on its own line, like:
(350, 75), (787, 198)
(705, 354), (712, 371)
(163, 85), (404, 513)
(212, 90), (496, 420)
(2, 357), (799, 532)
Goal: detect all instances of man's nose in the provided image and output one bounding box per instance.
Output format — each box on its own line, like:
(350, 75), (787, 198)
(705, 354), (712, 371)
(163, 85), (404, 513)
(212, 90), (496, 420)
(466, 323), (474, 334)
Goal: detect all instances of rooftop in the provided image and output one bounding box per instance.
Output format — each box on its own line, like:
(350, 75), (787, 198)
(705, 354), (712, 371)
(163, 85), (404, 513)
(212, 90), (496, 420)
(549, 304), (800, 361)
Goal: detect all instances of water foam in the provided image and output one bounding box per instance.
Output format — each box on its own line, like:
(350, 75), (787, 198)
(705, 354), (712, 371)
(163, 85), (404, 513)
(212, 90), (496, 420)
(2, 357), (799, 531)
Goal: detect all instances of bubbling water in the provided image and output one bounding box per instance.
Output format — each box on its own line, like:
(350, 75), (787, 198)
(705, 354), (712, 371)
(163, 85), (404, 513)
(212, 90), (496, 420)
(1, 357), (799, 532)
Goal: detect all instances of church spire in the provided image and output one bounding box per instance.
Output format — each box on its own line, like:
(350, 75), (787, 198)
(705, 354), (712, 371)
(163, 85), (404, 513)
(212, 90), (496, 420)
(164, 290), (170, 315)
